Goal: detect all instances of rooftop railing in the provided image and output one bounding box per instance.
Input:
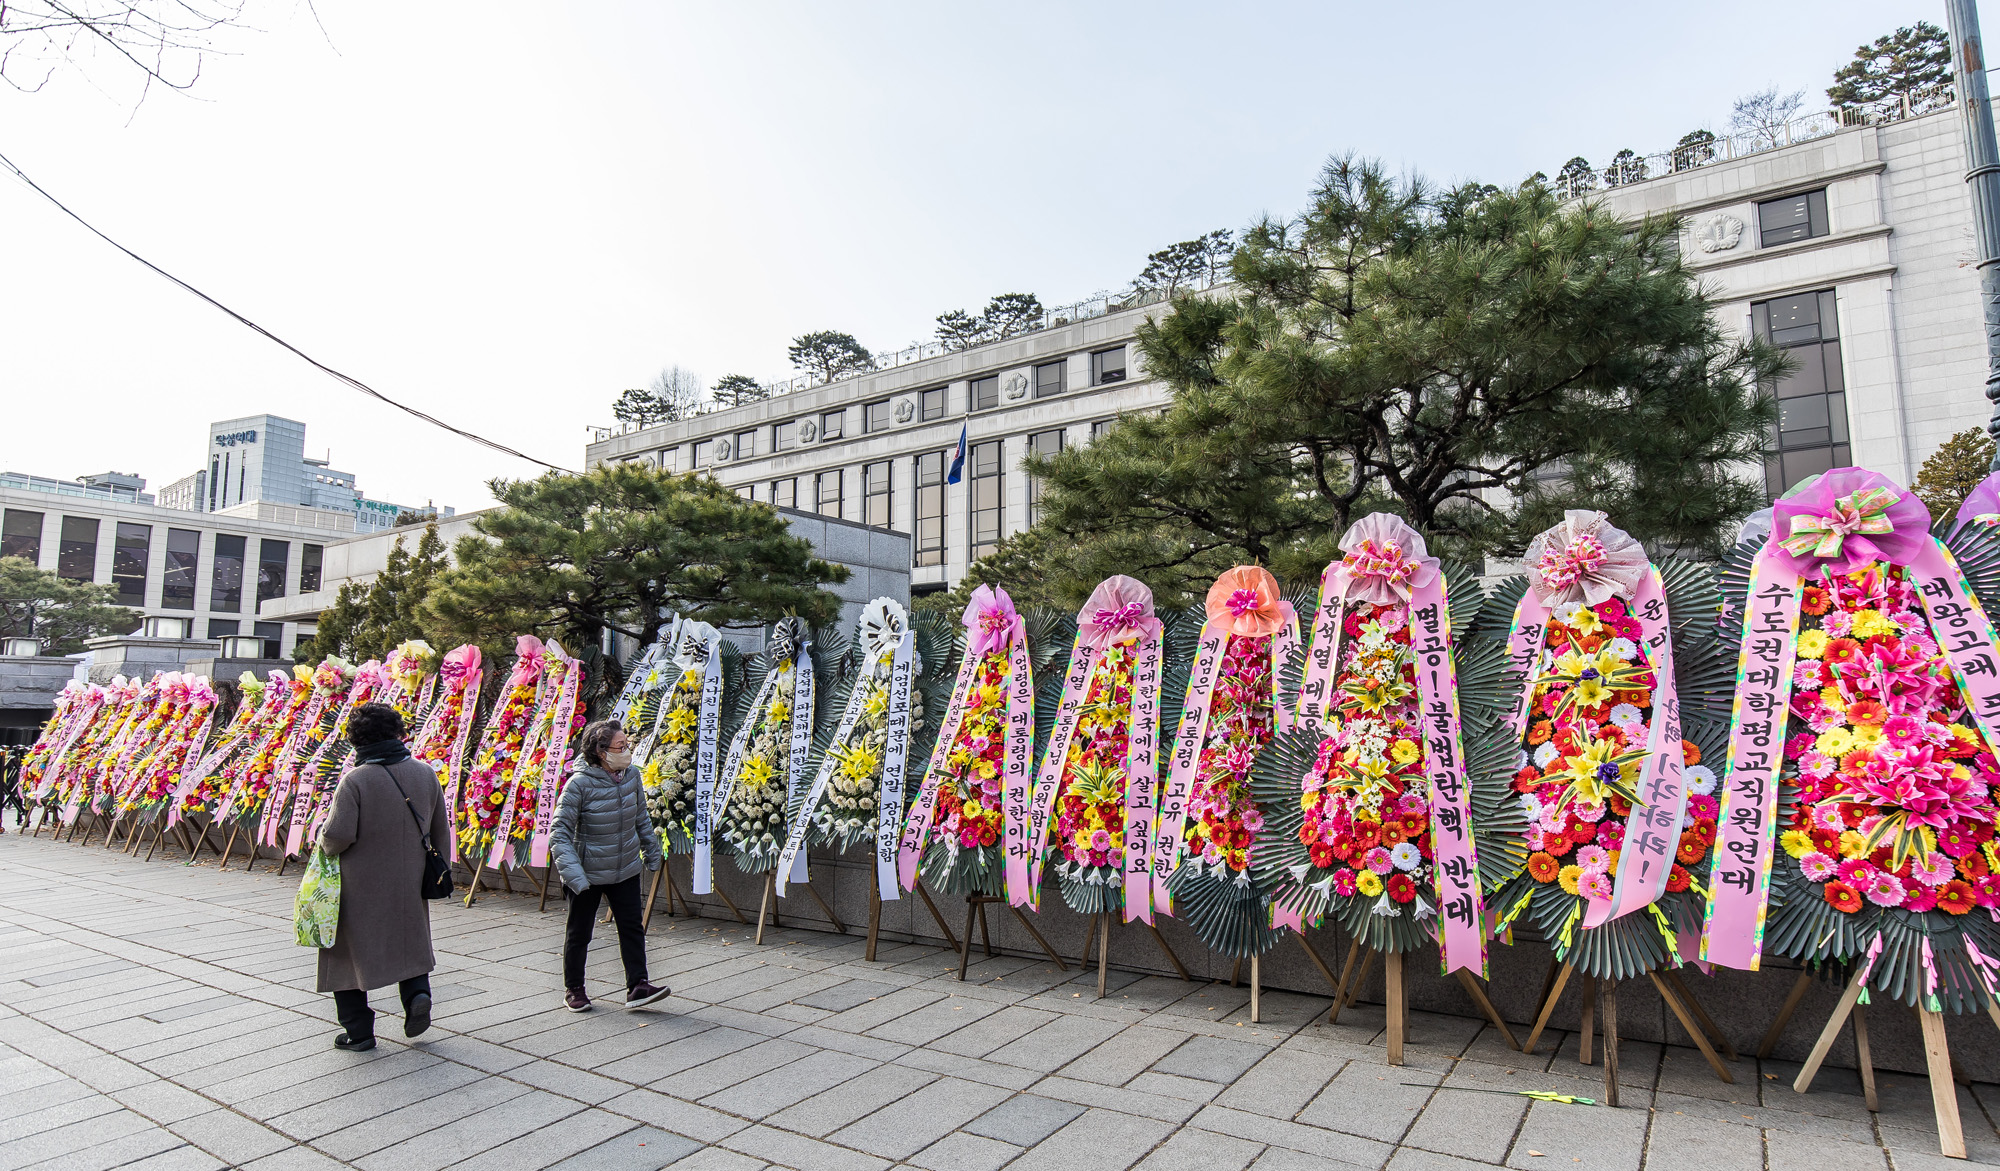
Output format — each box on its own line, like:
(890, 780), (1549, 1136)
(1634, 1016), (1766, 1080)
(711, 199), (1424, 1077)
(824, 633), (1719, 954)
(587, 280), (1201, 444)
(1554, 84), (1957, 200)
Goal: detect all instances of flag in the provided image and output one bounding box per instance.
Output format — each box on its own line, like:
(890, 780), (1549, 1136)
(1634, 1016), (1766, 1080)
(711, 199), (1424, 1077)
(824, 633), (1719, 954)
(946, 424), (968, 484)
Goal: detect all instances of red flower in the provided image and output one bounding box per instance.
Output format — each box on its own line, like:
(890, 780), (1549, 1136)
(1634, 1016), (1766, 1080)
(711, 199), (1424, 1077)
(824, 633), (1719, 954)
(1526, 719), (1553, 746)
(1824, 881), (1864, 914)
(1385, 873), (1416, 903)
(1514, 767), (1542, 791)
(1801, 586), (1831, 616)
(1527, 852), (1560, 883)
(1677, 833), (1707, 865)
(1938, 880), (1977, 915)
(1824, 639), (1864, 668)
(1666, 865), (1692, 892)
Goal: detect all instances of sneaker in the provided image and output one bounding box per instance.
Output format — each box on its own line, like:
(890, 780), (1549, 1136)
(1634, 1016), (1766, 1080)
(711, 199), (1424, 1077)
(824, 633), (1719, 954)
(404, 992), (432, 1038)
(625, 981), (670, 1010)
(333, 1031), (375, 1052)
(564, 988), (592, 1013)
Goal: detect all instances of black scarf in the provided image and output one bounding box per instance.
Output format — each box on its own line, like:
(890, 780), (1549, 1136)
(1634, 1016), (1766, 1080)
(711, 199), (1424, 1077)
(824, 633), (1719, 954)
(352, 737), (412, 767)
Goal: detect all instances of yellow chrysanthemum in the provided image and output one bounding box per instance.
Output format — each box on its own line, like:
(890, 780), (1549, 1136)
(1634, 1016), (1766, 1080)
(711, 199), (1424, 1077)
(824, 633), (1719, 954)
(1356, 871), (1384, 897)
(1796, 630), (1830, 660)
(1301, 791), (1321, 811)
(1816, 728), (1856, 759)
(1390, 740), (1420, 765)
(1838, 829), (1867, 859)
(1849, 724), (1885, 751)
(1558, 865), (1583, 895)
(1851, 609), (1897, 639)
(1780, 829), (1814, 859)
(974, 758), (999, 780)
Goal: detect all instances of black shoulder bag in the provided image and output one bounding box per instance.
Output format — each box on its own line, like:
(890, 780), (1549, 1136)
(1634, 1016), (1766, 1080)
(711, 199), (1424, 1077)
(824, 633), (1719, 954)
(387, 767), (455, 900)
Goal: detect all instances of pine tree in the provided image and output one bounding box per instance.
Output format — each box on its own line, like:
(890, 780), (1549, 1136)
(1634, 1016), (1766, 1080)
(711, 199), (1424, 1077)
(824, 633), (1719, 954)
(934, 309), (988, 351)
(611, 386), (672, 427)
(1603, 149), (1647, 187)
(711, 374), (765, 408)
(1555, 157), (1595, 198)
(0, 558), (138, 654)
(1019, 155), (1780, 602)
(981, 293), (1044, 340)
(1829, 22), (1952, 117)
(1912, 428), (1997, 520)
(423, 464), (847, 657)
(1674, 130), (1717, 171)
(787, 331), (873, 382)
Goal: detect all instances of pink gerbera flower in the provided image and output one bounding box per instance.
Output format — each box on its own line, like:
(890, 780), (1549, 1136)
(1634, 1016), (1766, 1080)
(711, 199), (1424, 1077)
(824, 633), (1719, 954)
(1575, 845), (1609, 872)
(1364, 847), (1394, 874)
(1579, 872), (1613, 900)
(1798, 851), (1837, 881)
(1883, 714), (1926, 750)
(1910, 851), (1954, 888)
(1864, 872), (1907, 907)
(1331, 868), (1359, 896)
(1836, 859), (1875, 887)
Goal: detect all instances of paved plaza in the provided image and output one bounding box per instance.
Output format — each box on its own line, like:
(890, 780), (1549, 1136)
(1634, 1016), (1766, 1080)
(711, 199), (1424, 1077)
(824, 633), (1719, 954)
(2, 832), (1998, 1171)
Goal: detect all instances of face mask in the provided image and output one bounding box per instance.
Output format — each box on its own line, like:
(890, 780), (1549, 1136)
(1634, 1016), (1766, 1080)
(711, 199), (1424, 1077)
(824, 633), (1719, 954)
(602, 750), (633, 771)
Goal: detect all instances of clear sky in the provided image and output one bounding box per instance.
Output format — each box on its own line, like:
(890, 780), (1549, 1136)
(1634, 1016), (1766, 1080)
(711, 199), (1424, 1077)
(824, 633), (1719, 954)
(0, 0), (1967, 512)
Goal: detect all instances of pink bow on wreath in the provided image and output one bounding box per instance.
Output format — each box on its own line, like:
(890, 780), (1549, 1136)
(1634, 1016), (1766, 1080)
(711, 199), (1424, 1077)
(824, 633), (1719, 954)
(1325, 513), (1439, 605)
(440, 644), (480, 683)
(508, 634), (547, 686)
(1526, 510), (1649, 606)
(1205, 566), (1293, 637)
(1078, 575), (1162, 649)
(963, 584), (1025, 658)
(1770, 467), (1930, 576)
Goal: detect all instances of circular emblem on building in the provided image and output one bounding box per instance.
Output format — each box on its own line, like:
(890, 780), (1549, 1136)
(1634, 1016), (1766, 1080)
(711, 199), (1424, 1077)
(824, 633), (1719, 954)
(714, 438), (733, 460)
(1004, 373), (1030, 402)
(799, 419), (819, 443)
(894, 398), (916, 424)
(1696, 213), (1745, 253)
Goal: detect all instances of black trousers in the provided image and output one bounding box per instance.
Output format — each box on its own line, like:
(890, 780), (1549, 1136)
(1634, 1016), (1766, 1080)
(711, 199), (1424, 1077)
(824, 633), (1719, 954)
(332, 973), (430, 1041)
(564, 873), (649, 991)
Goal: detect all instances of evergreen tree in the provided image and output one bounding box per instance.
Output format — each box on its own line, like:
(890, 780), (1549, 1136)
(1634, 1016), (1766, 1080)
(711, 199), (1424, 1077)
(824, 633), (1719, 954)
(1602, 149), (1646, 187)
(293, 523), (449, 665)
(711, 374), (765, 408)
(1555, 157), (1595, 198)
(934, 309), (987, 351)
(1912, 428), (1998, 520)
(981, 292), (1045, 340)
(787, 331), (873, 382)
(1673, 130), (1717, 171)
(0, 558), (138, 654)
(1023, 155), (1780, 603)
(423, 464), (847, 658)
(611, 386), (673, 427)
(1829, 22), (1952, 117)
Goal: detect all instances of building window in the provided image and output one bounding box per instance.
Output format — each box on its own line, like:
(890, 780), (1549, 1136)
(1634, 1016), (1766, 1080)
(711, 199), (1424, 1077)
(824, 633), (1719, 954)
(659, 447), (680, 473)
(915, 451), (946, 568)
(865, 399), (893, 433)
(821, 410), (845, 441)
(112, 523), (151, 606)
(57, 516), (99, 582)
(816, 469), (844, 518)
(771, 477), (797, 509)
(210, 534), (246, 613)
(735, 430), (757, 460)
(1092, 347), (1127, 385)
(1035, 360), (1066, 399)
(163, 529), (200, 610)
(257, 540), (289, 606)
(1026, 429), (1065, 526)
(1090, 419), (1117, 442)
(208, 455), (219, 510)
(773, 421), (797, 452)
(2, 509), (43, 564)
(920, 388), (947, 421)
(970, 440), (1003, 562)
(864, 461), (892, 528)
(736, 485), (754, 501)
(208, 619), (240, 640)
(1758, 189), (1830, 248)
(255, 621), (283, 660)
(300, 544), (324, 593)
(1753, 288), (1849, 495)
(690, 439), (712, 468)
(971, 376), (1000, 411)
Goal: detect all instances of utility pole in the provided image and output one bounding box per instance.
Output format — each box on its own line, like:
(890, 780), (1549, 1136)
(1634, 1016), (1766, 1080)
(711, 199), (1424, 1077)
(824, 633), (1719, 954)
(1944, 0), (2000, 469)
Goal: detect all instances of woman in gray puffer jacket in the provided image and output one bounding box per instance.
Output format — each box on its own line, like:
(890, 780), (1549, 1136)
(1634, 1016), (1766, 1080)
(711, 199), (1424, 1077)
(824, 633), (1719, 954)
(550, 720), (670, 1012)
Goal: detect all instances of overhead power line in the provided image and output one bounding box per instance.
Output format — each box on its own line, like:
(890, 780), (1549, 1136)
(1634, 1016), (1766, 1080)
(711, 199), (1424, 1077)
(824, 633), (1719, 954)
(0, 149), (575, 474)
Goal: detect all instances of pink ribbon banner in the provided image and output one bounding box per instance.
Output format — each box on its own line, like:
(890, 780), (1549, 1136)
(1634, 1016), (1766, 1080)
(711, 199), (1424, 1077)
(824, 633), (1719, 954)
(530, 656), (584, 868)
(1122, 635), (1164, 923)
(896, 646), (981, 891)
(1018, 639), (1097, 909)
(996, 641), (1038, 898)
(1151, 619), (1226, 916)
(1699, 544), (1799, 969)
(1408, 575), (1487, 974)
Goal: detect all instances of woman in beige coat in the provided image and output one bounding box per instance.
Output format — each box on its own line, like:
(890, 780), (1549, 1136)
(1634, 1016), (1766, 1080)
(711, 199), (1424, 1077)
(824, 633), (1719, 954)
(317, 702), (452, 1051)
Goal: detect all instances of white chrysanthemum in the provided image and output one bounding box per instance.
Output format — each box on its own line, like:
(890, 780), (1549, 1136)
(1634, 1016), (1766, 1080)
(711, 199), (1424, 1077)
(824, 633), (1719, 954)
(1389, 842), (1422, 872)
(1552, 601), (1585, 625)
(1533, 742), (1561, 769)
(1605, 638), (1639, 662)
(1609, 703), (1643, 727)
(1684, 764), (1717, 795)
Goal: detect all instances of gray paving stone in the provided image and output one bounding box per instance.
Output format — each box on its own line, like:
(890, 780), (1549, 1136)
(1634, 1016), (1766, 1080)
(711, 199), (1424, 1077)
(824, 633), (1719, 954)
(763, 1063), (939, 1138)
(1006, 1107), (1175, 1171)
(1152, 1036), (1272, 1084)
(1643, 1110), (1765, 1171)
(1503, 1096), (1649, 1170)
(720, 1124), (893, 1171)
(441, 1110), (638, 1171)
(909, 1131), (1023, 1171)
(696, 1048), (878, 1119)
(831, 1076), (1015, 1159)
(165, 1108), (295, 1164)
(544, 1126), (704, 1170)
(963, 1095), (1087, 1145)
(1134, 1126), (1263, 1171)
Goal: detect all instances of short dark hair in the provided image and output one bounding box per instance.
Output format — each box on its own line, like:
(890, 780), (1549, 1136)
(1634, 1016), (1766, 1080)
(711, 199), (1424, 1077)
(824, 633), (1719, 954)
(578, 719), (623, 768)
(348, 703), (406, 747)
